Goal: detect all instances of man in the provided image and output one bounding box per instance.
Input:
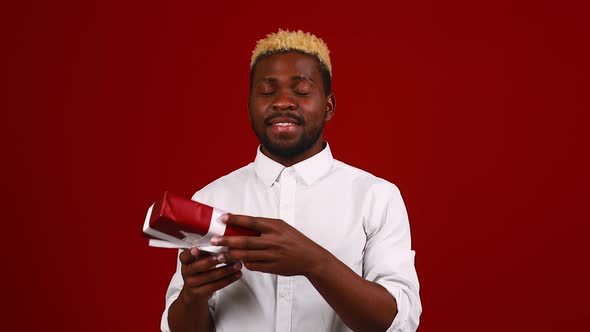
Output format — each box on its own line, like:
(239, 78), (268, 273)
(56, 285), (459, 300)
(162, 30), (421, 332)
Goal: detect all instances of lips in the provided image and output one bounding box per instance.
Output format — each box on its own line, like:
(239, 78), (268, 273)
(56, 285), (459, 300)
(265, 114), (303, 126)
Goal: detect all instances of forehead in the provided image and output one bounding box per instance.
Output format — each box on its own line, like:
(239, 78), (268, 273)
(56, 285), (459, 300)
(252, 52), (322, 80)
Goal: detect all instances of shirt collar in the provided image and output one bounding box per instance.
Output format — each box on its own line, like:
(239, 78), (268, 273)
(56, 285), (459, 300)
(253, 142), (334, 188)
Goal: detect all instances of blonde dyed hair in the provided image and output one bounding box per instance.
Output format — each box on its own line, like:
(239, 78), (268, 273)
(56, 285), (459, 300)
(250, 29), (332, 75)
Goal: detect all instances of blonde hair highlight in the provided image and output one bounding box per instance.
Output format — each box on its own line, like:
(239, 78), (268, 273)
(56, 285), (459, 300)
(250, 29), (332, 75)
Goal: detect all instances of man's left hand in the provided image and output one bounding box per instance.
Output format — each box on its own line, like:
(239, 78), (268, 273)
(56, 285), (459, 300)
(210, 214), (328, 277)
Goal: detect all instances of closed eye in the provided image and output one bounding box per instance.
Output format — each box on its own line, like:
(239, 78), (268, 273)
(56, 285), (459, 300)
(255, 82), (275, 96)
(293, 80), (313, 96)
(294, 90), (311, 96)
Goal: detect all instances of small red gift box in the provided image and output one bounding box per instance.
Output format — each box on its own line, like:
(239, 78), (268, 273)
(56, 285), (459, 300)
(143, 191), (258, 252)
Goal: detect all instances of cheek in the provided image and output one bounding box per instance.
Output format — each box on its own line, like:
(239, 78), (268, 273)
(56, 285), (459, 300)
(249, 99), (269, 115)
(248, 109), (266, 129)
(302, 102), (328, 123)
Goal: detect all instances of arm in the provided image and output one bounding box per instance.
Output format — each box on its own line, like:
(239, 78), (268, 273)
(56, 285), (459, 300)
(305, 247), (397, 332)
(211, 215), (399, 332)
(167, 296), (212, 332)
(167, 248), (242, 332)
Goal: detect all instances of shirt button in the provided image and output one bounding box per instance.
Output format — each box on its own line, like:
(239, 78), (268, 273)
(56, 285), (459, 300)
(279, 290), (288, 298)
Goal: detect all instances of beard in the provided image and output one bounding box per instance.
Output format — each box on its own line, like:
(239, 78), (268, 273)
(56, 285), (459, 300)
(256, 122), (325, 159)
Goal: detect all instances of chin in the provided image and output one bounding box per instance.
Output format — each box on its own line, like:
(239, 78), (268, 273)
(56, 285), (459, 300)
(257, 128), (324, 160)
(261, 139), (305, 158)
(266, 144), (301, 157)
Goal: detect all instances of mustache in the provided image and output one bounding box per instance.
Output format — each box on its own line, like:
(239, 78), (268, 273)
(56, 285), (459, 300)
(264, 112), (305, 125)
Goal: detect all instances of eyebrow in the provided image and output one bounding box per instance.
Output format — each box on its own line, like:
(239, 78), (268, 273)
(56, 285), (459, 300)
(291, 75), (313, 82)
(260, 75), (314, 83)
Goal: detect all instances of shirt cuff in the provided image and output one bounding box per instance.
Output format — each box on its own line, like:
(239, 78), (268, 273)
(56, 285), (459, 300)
(379, 283), (419, 332)
(160, 291), (180, 332)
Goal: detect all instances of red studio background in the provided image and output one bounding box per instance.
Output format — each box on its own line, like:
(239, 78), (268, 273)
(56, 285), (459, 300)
(2, 1), (588, 331)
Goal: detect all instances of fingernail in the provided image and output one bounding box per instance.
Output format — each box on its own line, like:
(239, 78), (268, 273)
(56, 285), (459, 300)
(190, 248), (199, 256)
(217, 253), (226, 263)
(210, 236), (221, 245)
(219, 214), (229, 223)
(233, 262), (242, 270)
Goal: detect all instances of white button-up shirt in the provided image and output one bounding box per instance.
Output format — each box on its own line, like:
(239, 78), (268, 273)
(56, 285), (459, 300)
(161, 143), (421, 331)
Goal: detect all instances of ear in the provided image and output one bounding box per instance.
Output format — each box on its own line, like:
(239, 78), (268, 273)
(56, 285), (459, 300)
(325, 94), (336, 121)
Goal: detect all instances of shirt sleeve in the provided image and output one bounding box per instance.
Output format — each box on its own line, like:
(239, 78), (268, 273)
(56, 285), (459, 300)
(362, 182), (422, 332)
(160, 250), (218, 332)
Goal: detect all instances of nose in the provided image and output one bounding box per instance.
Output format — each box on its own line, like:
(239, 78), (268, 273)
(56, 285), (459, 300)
(272, 89), (296, 111)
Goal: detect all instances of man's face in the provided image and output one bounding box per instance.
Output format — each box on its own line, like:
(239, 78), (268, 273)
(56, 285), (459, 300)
(248, 52), (335, 163)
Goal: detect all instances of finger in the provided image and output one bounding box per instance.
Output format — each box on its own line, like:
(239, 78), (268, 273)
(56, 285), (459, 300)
(185, 262), (243, 288)
(223, 214), (276, 233)
(242, 261), (275, 274)
(179, 247), (207, 265)
(211, 235), (270, 249)
(179, 249), (195, 265)
(227, 249), (277, 262)
(183, 252), (229, 276)
(187, 271), (243, 299)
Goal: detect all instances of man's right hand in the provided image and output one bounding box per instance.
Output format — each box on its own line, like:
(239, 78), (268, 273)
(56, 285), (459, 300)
(178, 247), (243, 306)
(168, 248), (242, 332)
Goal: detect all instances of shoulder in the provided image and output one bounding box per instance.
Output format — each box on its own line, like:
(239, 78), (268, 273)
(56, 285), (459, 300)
(331, 159), (401, 197)
(331, 159), (406, 222)
(330, 159), (407, 232)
